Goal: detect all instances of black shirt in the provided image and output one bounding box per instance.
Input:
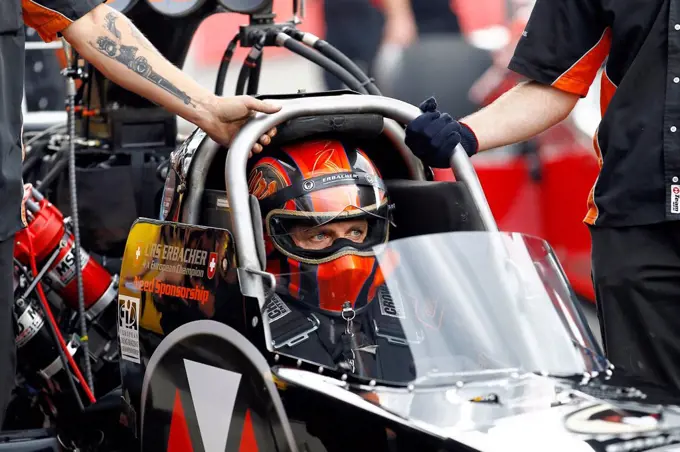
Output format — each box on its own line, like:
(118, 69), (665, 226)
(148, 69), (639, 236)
(411, 0), (460, 35)
(0, 0), (101, 241)
(508, 0), (677, 227)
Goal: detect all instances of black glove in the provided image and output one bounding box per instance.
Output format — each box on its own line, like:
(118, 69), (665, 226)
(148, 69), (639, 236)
(405, 97), (479, 168)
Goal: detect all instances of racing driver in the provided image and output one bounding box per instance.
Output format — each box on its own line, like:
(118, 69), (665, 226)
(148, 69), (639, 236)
(0, 0), (281, 427)
(248, 139), (418, 381)
(402, 0), (680, 390)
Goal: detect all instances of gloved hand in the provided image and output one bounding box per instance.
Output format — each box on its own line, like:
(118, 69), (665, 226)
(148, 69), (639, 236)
(405, 97), (479, 168)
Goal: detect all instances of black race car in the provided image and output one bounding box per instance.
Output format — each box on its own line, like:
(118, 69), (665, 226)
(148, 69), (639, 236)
(109, 92), (680, 452)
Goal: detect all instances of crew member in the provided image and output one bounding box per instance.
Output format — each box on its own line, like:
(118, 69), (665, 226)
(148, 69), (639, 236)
(404, 0), (680, 389)
(322, 0), (385, 90)
(248, 139), (417, 381)
(0, 0), (282, 427)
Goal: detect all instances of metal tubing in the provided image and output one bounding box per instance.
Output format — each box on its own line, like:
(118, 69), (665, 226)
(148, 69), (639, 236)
(450, 150), (499, 232)
(25, 41), (63, 50)
(180, 102), (424, 225)
(382, 118), (424, 181)
(221, 95), (499, 297)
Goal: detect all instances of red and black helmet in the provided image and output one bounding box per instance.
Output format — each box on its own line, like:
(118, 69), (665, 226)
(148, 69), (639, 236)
(248, 139), (393, 314)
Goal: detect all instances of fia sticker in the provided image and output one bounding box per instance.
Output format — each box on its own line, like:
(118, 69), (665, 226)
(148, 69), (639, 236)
(671, 185), (680, 214)
(266, 295), (291, 322)
(118, 295), (141, 364)
(378, 287), (406, 319)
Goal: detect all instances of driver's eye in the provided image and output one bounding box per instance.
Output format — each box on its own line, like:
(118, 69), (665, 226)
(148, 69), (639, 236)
(311, 233), (328, 242)
(348, 229), (363, 240)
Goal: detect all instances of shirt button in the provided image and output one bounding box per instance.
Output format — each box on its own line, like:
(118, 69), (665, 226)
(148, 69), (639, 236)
(675, 24), (680, 30)
(672, 126), (678, 132)
(675, 77), (680, 83)
(674, 177), (679, 183)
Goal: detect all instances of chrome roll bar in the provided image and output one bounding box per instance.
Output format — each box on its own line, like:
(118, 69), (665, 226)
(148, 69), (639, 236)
(223, 94), (499, 301)
(179, 113), (423, 225)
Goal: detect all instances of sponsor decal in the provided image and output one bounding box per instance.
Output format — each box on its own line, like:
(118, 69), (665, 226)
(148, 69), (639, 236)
(15, 305), (44, 348)
(378, 287), (406, 319)
(672, 185), (680, 214)
(207, 252), (217, 280)
(118, 295), (141, 363)
(302, 180), (315, 191)
(47, 240), (89, 288)
(321, 173), (358, 185)
(142, 243), (208, 266)
(133, 276), (210, 305)
(266, 295), (291, 322)
(120, 221), (236, 340)
(136, 243), (210, 277)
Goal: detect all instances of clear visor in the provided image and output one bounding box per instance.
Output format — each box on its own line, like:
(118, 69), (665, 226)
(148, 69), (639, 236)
(266, 202), (392, 264)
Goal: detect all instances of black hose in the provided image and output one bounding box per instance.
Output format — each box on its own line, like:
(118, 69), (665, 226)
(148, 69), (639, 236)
(235, 58), (251, 96)
(13, 262), (84, 411)
(246, 53), (263, 95)
(84, 63), (94, 140)
(35, 153), (68, 194)
(236, 34), (266, 96)
(215, 33), (240, 96)
(38, 297), (86, 412)
(22, 154), (43, 178)
(316, 40), (381, 95)
(274, 33), (368, 94)
(286, 29), (381, 95)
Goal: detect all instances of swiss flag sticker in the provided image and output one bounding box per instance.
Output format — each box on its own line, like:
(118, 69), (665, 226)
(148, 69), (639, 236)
(207, 252), (217, 280)
(134, 242), (144, 266)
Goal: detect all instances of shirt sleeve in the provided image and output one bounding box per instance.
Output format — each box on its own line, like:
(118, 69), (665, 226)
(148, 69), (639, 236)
(508, 0), (611, 97)
(22, 0), (105, 42)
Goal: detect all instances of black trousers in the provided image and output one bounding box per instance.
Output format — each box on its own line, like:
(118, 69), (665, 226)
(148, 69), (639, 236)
(0, 238), (15, 429)
(591, 222), (680, 390)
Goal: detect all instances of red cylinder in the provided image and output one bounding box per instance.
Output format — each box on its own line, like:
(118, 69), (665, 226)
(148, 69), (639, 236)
(14, 185), (116, 318)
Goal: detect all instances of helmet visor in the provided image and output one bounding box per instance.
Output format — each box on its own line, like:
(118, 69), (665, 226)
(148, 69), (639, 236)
(266, 202), (391, 264)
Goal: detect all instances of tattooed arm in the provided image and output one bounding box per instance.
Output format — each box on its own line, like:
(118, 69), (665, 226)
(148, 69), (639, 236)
(61, 4), (279, 149)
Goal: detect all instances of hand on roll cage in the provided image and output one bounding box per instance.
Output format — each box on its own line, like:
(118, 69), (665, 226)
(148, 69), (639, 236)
(405, 97), (479, 168)
(201, 95), (281, 157)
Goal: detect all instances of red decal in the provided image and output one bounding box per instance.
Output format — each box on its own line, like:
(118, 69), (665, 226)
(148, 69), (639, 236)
(239, 409), (259, 452)
(167, 389), (193, 452)
(207, 252), (218, 280)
